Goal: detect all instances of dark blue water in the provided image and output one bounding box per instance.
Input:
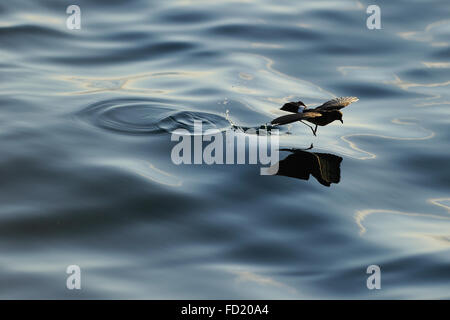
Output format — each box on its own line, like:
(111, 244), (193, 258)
(1, 0), (449, 299)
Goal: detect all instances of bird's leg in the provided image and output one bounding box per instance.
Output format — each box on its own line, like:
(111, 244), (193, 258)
(287, 123), (292, 134)
(300, 120), (316, 136)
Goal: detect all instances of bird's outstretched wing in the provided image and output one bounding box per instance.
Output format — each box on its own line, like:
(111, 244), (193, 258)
(316, 97), (358, 111)
(280, 102), (302, 113)
(271, 112), (322, 126)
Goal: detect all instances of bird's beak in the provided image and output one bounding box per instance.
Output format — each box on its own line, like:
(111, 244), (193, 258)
(340, 119), (343, 124)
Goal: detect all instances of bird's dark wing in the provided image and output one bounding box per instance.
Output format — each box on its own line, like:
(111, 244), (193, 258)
(271, 112), (321, 126)
(316, 97), (358, 111)
(280, 102), (301, 113)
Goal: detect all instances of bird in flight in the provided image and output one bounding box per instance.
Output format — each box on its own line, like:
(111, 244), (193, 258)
(270, 97), (359, 136)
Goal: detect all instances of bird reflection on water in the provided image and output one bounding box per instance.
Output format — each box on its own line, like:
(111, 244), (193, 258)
(273, 146), (343, 187)
(227, 107), (345, 187)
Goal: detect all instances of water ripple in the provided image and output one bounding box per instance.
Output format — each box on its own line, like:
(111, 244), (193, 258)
(355, 208), (450, 237)
(339, 118), (435, 160)
(78, 98), (230, 134)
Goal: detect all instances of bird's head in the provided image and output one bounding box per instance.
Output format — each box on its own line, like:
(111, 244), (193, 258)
(338, 112), (343, 124)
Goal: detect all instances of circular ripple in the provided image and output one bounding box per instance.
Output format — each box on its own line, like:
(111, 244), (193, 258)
(78, 98), (231, 134)
(158, 111), (230, 133)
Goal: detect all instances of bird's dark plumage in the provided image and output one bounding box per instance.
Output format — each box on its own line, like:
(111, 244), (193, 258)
(271, 111), (321, 126)
(271, 96), (358, 135)
(304, 110), (343, 126)
(280, 101), (306, 113)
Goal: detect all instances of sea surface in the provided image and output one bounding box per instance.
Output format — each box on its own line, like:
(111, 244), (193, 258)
(0, 0), (449, 299)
